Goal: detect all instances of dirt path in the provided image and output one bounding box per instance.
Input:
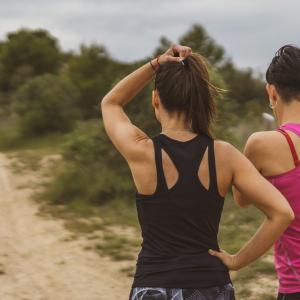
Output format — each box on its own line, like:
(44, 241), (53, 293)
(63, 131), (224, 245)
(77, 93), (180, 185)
(0, 153), (132, 300)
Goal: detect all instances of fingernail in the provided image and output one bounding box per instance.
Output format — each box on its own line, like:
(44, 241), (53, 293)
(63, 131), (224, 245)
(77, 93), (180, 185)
(208, 249), (214, 255)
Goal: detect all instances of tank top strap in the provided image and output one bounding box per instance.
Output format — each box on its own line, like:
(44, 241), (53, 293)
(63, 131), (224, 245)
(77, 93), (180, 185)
(151, 136), (169, 193)
(277, 128), (300, 166)
(207, 138), (218, 192)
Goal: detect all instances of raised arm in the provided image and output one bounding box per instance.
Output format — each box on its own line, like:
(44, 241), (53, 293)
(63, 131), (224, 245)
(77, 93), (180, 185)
(209, 143), (294, 270)
(100, 44), (191, 161)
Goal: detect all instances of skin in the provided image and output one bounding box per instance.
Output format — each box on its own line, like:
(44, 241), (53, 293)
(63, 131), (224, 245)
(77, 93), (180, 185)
(224, 84), (300, 269)
(100, 45), (295, 271)
(233, 85), (300, 202)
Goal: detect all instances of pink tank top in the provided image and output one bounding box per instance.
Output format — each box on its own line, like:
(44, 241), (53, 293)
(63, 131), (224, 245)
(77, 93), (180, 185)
(266, 123), (300, 294)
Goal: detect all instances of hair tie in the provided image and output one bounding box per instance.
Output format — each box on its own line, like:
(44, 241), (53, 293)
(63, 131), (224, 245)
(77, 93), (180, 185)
(156, 55), (161, 68)
(150, 60), (156, 72)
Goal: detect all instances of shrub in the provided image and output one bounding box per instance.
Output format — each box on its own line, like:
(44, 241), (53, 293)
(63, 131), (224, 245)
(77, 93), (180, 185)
(13, 74), (80, 136)
(44, 121), (133, 207)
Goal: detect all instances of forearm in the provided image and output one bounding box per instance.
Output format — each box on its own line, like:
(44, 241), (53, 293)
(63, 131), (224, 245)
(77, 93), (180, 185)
(234, 215), (291, 269)
(102, 59), (158, 106)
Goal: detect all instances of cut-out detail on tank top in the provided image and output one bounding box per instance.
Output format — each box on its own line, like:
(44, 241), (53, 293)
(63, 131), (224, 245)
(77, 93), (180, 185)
(161, 148), (179, 190)
(135, 133), (223, 200)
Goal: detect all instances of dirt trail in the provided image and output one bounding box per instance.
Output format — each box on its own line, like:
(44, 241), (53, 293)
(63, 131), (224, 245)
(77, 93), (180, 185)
(0, 153), (132, 300)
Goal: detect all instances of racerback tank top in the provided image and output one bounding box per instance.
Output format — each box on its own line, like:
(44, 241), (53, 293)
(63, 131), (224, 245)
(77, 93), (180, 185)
(132, 133), (231, 288)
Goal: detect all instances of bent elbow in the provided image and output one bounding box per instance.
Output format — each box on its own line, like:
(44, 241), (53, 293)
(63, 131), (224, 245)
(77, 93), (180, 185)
(287, 209), (295, 223)
(100, 97), (108, 108)
(279, 207), (295, 225)
(100, 96), (112, 111)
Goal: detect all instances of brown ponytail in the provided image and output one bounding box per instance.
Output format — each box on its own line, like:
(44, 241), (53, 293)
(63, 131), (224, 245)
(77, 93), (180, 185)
(154, 53), (218, 138)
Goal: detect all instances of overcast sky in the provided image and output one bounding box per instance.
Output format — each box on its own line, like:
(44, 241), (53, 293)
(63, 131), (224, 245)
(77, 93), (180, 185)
(0, 0), (299, 72)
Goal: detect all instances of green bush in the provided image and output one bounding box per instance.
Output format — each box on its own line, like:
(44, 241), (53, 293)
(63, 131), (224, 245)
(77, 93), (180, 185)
(0, 29), (62, 91)
(44, 121), (133, 207)
(13, 74), (80, 137)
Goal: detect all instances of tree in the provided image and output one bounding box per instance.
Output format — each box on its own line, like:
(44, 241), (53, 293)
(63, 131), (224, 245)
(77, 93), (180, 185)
(219, 61), (266, 106)
(13, 74), (80, 136)
(179, 24), (225, 66)
(0, 29), (61, 91)
(68, 44), (130, 119)
(152, 37), (173, 57)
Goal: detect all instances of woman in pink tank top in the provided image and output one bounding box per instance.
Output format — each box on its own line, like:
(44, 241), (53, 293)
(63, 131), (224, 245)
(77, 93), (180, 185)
(232, 45), (300, 300)
(268, 123), (300, 298)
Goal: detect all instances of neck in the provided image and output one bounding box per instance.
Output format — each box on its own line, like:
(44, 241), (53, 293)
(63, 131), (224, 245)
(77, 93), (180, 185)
(160, 112), (192, 132)
(279, 100), (300, 125)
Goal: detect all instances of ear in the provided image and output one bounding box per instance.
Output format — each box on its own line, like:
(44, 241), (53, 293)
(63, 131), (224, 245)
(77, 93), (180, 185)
(151, 90), (159, 109)
(265, 83), (271, 95)
(266, 84), (278, 104)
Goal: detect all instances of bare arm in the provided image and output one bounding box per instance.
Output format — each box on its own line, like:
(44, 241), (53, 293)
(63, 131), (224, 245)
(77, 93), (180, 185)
(100, 44), (191, 161)
(232, 133), (263, 207)
(209, 143), (294, 270)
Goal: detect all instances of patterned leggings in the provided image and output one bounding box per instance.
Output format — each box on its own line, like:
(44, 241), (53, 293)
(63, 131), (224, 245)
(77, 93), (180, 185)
(277, 292), (300, 300)
(129, 283), (235, 300)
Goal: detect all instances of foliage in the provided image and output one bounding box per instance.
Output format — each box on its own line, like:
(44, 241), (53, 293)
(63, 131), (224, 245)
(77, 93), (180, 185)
(0, 29), (61, 91)
(67, 44), (131, 118)
(13, 74), (80, 136)
(179, 24), (226, 66)
(0, 24), (268, 206)
(219, 61), (266, 107)
(44, 121), (134, 206)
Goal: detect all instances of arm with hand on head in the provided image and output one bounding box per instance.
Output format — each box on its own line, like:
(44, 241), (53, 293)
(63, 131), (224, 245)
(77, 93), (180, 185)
(209, 143), (294, 270)
(100, 44), (192, 161)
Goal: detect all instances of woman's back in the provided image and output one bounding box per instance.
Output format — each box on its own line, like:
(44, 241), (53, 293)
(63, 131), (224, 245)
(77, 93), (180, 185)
(132, 132), (231, 288)
(130, 133), (232, 199)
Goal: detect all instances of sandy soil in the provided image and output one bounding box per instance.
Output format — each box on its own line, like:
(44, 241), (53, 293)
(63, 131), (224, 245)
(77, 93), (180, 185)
(0, 153), (132, 300)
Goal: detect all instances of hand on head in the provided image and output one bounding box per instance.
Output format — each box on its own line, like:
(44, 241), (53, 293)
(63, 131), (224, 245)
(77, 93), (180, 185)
(159, 44), (192, 64)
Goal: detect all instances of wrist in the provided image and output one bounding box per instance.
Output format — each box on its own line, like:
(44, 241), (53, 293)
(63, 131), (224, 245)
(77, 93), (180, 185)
(151, 56), (161, 70)
(150, 58), (158, 71)
(232, 254), (243, 271)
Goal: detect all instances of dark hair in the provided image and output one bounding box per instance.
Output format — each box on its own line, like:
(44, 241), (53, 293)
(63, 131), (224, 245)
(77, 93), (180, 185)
(154, 53), (218, 137)
(266, 45), (300, 102)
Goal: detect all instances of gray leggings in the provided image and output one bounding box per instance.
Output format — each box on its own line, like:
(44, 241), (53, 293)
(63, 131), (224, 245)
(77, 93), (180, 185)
(129, 283), (235, 300)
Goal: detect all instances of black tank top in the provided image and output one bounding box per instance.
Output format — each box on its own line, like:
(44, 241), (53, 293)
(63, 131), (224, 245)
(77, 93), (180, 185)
(132, 133), (231, 288)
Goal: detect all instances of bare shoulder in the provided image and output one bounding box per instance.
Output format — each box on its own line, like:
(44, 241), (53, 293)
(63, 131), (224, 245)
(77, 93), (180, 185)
(214, 139), (239, 157)
(214, 139), (241, 170)
(245, 130), (283, 159)
(246, 130), (281, 149)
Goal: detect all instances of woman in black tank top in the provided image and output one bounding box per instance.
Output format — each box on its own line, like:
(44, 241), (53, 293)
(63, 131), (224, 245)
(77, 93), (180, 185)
(101, 44), (294, 300)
